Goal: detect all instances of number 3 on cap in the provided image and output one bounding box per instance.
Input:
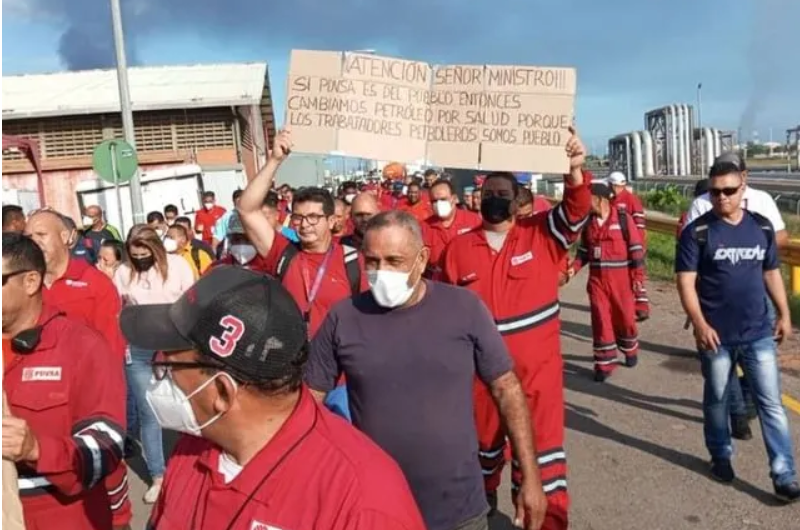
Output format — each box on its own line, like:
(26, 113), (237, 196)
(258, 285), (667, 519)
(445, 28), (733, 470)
(209, 315), (245, 358)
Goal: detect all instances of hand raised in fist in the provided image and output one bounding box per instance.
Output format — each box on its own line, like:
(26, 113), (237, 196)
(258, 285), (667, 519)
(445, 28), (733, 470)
(270, 129), (293, 162)
(565, 125), (586, 170)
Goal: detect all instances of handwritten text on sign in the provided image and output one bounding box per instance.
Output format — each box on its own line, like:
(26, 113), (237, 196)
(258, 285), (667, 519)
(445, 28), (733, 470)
(285, 50), (577, 173)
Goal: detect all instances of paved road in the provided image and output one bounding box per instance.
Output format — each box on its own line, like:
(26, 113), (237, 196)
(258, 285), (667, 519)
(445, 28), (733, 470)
(126, 276), (800, 530)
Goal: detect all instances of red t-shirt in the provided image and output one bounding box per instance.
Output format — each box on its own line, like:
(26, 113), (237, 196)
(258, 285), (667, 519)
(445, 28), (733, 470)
(252, 234), (368, 338)
(400, 197), (433, 223)
(532, 196), (553, 214)
(195, 205), (227, 244)
(148, 387), (426, 530)
(42, 259), (125, 360)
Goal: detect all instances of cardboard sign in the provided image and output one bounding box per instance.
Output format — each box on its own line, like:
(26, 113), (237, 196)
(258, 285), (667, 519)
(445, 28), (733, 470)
(285, 50), (577, 174)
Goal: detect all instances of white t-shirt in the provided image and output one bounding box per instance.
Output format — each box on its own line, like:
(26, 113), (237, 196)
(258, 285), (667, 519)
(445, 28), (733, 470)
(684, 186), (786, 232)
(218, 452), (243, 484)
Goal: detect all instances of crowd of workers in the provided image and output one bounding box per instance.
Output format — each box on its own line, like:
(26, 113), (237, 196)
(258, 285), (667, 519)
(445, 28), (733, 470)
(2, 128), (798, 530)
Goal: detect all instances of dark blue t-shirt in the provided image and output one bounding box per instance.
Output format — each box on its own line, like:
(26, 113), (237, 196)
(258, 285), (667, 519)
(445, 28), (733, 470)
(676, 211), (778, 345)
(305, 281), (513, 530)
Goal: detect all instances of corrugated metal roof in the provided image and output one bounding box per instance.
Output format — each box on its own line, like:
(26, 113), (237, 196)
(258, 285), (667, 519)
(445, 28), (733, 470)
(2, 63), (269, 120)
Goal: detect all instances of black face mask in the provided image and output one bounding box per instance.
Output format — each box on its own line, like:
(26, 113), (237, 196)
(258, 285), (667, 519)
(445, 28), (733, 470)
(481, 196), (513, 224)
(130, 256), (155, 272)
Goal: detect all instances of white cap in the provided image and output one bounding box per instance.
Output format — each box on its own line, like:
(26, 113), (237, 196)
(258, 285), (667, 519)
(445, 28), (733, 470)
(607, 171), (627, 185)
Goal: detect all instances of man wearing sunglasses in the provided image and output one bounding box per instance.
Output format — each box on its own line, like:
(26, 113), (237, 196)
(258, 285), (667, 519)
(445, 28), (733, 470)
(2, 232), (126, 529)
(682, 152), (788, 441)
(675, 160), (799, 503)
(120, 266), (425, 530)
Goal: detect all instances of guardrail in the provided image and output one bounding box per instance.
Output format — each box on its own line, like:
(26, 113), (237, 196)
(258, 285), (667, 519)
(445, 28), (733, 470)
(543, 196), (800, 269)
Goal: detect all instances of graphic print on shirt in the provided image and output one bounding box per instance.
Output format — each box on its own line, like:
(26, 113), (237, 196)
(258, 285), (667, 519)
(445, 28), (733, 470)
(712, 245), (766, 265)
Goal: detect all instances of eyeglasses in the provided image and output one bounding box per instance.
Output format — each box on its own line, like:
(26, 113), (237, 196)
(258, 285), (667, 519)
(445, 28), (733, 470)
(150, 351), (221, 381)
(709, 186), (741, 198)
(289, 213), (327, 226)
(2, 269), (32, 286)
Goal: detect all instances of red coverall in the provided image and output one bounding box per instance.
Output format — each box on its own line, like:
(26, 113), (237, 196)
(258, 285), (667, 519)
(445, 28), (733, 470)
(610, 188), (649, 318)
(442, 175), (592, 530)
(422, 209), (482, 279)
(5, 307), (126, 530)
(572, 208), (644, 374)
(42, 258), (131, 526)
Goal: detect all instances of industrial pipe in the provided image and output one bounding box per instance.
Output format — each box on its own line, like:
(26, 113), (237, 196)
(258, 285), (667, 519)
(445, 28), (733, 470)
(642, 130), (655, 177)
(682, 104), (692, 176)
(676, 105), (686, 176)
(631, 131), (643, 180)
(669, 105), (679, 175)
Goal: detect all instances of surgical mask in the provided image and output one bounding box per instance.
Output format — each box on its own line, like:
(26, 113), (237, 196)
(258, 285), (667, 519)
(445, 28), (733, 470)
(481, 196), (513, 224)
(166, 218), (176, 226)
(130, 256), (155, 272)
(146, 372), (237, 436)
(163, 237), (179, 253)
(82, 216), (94, 227)
(155, 228), (165, 239)
(344, 193), (357, 204)
(433, 199), (453, 219)
(203, 202), (214, 211)
(229, 244), (257, 265)
(368, 262), (420, 308)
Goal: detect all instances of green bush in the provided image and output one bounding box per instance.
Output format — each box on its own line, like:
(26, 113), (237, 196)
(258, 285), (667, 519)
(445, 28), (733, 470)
(641, 186), (690, 217)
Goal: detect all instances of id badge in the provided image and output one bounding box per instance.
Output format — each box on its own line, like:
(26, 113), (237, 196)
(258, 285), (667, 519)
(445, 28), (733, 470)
(593, 247), (602, 260)
(125, 347), (132, 366)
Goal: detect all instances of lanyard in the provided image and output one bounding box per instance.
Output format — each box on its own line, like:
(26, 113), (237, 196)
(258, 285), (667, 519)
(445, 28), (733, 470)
(301, 247), (335, 322)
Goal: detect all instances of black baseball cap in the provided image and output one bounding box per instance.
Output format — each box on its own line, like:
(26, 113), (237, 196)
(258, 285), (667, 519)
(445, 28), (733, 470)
(120, 266), (308, 383)
(591, 182), (614, 200)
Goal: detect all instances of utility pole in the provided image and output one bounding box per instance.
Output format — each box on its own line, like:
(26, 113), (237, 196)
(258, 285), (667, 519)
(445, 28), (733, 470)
(110, 0), (145, 224)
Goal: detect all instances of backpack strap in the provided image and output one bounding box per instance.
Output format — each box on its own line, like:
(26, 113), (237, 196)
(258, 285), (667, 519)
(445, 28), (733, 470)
(618, 209), (631, 245)
(342, 244), (362, 296)
(693, 218), (710, 250)
(275, 242), (362, 296)
(746, 211), (775, 244)
(275, 243), (301, 282)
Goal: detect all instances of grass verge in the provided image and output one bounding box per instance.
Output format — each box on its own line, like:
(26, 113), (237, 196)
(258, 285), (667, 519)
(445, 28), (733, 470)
(646, 230), (800, 326)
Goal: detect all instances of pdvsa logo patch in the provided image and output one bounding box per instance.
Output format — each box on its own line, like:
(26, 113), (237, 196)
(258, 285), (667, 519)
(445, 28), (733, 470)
(22, 367), (62, 381)
(250, 521), (285, 530)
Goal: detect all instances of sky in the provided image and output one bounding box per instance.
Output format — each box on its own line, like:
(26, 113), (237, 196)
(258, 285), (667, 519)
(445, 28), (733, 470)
(3, 0), (799, 152)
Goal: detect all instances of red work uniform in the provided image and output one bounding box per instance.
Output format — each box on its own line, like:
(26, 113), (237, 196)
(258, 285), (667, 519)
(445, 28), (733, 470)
(400, 197), (433, 223)
(441, 175), (591, 530)
(533, 195), (553, 214)
(195, 205), (227, 245)
(148, 387), (425, 530)
(571, 208), (644, 374)
(422, 209), (481, 279)
(42, 258), (131, 526)
(251, 234), (368, 338)
(610, 188), (649, 318)
(4, 307), (126, 530)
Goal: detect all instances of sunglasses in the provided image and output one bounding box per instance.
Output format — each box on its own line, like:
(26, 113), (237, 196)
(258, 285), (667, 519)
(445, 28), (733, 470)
(709, 186), (741, 198)
(2, 269), (33, 286)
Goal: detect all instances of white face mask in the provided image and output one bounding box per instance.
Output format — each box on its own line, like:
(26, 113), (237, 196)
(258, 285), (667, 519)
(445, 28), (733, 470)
(203, 202), (214, 211)
(368, 264), (420, 309)
(82, 216), (94, 227)
(229, 244), (257, 265)
(163, 237), (179, 253)
(155, 228), (165, 239)
(146, 372), (237, 436)
(433, 199), (453, 219)
(344, 193), (357, 204)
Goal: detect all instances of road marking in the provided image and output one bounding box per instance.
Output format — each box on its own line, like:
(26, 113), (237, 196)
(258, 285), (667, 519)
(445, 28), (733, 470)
(783, 394), (800, 416)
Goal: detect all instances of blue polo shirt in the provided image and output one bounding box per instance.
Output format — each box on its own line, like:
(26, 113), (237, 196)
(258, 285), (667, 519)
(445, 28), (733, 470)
(676, 211), (779, 345)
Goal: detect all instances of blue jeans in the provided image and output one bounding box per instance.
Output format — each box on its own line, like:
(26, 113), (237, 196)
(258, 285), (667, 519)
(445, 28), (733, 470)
(729, 296), (775, 418)
(699, 336), (797, 486)
(126, 346), (165, 479)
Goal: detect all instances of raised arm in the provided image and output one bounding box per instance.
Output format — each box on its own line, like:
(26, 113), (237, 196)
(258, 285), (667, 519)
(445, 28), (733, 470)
(239, 130), (292, 257)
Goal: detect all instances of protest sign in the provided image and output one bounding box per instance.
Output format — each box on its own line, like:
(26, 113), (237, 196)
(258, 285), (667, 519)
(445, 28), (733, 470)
(285, 49), (577, 173)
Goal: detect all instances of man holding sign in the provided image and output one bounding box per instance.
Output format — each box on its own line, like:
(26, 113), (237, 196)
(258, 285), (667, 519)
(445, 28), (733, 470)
(442, 127), (591, 530)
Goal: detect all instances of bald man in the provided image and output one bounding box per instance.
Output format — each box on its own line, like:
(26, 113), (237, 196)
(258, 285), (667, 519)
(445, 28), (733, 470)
(24, 211), (132, 528)
(341, 193), (381, 248)
(81, 205), (122, 262)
